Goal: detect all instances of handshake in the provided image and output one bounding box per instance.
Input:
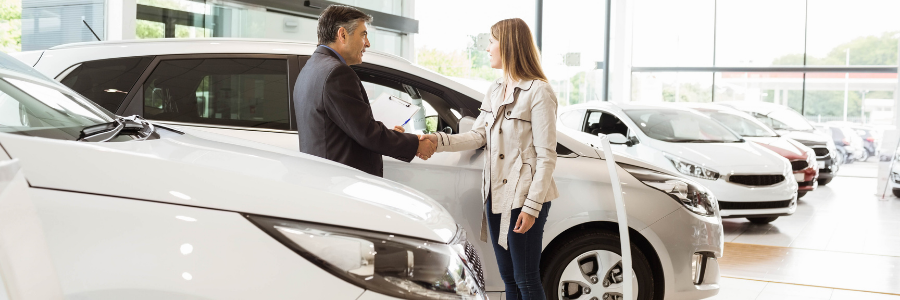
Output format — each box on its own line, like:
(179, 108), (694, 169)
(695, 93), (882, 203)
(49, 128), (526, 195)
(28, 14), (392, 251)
(391, 126), (437, 160)
(416, 134), (438, 160)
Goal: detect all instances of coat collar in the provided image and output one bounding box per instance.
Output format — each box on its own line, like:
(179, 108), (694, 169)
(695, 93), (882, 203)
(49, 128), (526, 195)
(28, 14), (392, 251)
(314, 45), (345, 64)
(492, 78), (536, 107)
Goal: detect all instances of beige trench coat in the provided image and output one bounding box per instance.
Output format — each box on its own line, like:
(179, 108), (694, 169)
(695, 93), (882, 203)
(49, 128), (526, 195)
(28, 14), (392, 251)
(434, 78), (559, 249)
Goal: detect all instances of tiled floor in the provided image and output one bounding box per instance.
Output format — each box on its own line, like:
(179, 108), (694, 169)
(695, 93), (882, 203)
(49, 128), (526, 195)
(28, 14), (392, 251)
(711, 161), (900, 299)
(707, 277), (900, 300)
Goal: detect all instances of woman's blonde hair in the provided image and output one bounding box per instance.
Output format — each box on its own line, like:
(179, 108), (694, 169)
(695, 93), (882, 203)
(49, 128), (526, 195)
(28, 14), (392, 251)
(490, 18), (547, 82)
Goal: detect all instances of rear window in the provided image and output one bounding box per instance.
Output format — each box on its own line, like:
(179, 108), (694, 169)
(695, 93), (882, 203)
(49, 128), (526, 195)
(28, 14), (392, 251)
(60, 56), (154, 113)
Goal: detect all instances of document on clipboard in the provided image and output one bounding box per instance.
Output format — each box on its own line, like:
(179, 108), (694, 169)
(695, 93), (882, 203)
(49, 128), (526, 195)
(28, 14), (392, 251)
(370, 93), (420, 128)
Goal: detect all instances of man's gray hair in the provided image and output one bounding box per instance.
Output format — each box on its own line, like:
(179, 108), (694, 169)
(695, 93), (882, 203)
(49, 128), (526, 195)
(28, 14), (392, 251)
(317, 5), (373, 45)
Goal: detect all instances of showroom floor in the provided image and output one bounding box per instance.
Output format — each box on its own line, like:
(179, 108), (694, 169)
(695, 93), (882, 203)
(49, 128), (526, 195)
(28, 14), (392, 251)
(707, 160), (900, 300)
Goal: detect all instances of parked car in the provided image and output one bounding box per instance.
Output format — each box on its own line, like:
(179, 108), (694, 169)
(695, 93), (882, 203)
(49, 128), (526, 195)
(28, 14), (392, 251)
(890, 150), (900, 197)
(0, 50), (486, 300)
(15, 39), (724, 300)
(823, 124), (861, 164)
(851, 125), (878, 161)
(558, 102), (797, 224)
(718, 101), (838, 185)
(682, 103), (818, 198)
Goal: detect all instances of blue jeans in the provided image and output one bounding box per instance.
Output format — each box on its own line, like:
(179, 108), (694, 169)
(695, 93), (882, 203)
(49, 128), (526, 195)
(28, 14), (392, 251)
(486, 195), (551, 300)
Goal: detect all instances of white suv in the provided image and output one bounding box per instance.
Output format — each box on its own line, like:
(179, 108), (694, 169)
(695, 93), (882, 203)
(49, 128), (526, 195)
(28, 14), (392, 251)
(559, 102), (798, 224)
(16, 39), (723, 300)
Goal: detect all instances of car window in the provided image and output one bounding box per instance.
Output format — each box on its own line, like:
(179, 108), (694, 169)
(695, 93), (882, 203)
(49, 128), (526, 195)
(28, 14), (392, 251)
(766, 109), (814, 131)
(559, 109), (585, 131)
(624, 108), (741, 143)
(0, 77), (115, 140)
(701, 110), (778, 137)
(60, 56), (154, 113)
(584, 110), (629, 136)
(360, 81), (431, 132)
(142, 58), (290, 130)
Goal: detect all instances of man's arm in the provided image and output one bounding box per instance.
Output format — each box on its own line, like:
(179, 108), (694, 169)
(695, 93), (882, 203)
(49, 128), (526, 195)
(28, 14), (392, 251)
(322, 65), (425, 162)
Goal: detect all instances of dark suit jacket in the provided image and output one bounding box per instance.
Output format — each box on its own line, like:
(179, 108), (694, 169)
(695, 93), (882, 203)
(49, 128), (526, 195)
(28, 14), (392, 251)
(293, 46), (418, 177)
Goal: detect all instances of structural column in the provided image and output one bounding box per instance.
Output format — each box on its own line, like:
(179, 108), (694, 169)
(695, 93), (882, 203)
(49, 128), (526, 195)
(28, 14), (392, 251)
(106, 0), (136, 40)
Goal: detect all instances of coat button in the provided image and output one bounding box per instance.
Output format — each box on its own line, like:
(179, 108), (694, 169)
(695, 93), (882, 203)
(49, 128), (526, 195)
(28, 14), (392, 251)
(506, 111), (511, 116)
(499, 154), (505, 159)
(503, 179), (508, 184)
(499, 128), (503, 134)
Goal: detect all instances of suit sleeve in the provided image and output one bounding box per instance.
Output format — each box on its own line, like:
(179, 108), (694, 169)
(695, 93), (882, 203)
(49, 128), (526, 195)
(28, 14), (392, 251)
(322, 65), (419, 162)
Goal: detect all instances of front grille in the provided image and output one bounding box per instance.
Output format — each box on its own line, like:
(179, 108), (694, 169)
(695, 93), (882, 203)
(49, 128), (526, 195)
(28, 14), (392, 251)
(719, 199), (793, 210)
(812, 147), (829, 157)
(462, 240), (485, 290)
(790, 160), (809, 171)
(798, 181), (815, 187)
(728, 174), (785, 186)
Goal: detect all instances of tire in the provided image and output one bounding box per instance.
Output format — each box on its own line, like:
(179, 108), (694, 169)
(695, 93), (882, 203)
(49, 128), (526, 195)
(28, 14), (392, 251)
(747, 216), (778, 224)
(541, 230), (654, 300)
(861, 151), (870, 162)
(797, 191), (808, 199)
(818, 177), (833, 185)
(892, 189), (900, 198)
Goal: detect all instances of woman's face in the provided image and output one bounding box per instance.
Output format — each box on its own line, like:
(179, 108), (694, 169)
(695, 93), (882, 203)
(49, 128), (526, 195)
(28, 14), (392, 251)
(487, 36), (501, 69)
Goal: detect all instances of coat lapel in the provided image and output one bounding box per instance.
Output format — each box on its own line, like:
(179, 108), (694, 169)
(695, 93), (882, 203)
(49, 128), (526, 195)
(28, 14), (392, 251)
(489, 79), (536, 127)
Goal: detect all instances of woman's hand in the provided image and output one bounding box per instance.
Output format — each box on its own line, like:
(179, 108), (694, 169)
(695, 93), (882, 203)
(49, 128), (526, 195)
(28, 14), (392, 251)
(513, 211), (536, 233)
(393, 125), (405, 133)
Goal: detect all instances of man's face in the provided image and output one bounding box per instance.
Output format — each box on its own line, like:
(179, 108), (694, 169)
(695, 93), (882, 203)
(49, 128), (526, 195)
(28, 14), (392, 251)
(341, 20), (370, 65)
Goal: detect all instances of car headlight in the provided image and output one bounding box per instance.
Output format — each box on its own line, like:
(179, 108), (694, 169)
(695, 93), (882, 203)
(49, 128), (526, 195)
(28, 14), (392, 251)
(246, 214), (485, 300)
(892, 172), (900, 183)
(622, 164), (719, 217)
(665, 154), (720, 180)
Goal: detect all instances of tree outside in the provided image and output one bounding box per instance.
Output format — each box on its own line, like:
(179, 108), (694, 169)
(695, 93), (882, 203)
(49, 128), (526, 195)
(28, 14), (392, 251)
(0, 0), (21, 53)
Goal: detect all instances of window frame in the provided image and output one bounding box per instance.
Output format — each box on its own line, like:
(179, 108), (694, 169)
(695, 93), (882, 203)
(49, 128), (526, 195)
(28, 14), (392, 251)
(583, 109), (634, 138)
(118, 53), (301, 133)
(56, 55), (157, 114)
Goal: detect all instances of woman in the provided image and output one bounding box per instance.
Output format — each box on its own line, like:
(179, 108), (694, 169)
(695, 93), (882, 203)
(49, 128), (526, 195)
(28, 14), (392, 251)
(420, 18), (558, 299)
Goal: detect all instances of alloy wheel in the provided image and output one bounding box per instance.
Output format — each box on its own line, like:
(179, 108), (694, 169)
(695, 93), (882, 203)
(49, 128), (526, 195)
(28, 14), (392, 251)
(558, 250), (639, 300)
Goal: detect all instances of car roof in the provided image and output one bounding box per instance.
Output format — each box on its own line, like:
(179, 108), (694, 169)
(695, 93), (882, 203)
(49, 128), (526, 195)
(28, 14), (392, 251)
(716, 101), (793, 115)
(563, 101), (705, 114)
(40, 38), (484, 102)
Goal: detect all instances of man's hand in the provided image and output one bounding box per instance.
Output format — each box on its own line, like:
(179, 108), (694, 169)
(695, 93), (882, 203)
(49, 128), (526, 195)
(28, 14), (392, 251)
(393, 125), (405, 133)
(513, 211), (537, 233)
(416, 135), (436, 160)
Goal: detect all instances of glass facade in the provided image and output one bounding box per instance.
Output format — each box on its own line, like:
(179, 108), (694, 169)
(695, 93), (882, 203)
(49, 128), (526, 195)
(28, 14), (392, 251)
(629, 0), (900, 127)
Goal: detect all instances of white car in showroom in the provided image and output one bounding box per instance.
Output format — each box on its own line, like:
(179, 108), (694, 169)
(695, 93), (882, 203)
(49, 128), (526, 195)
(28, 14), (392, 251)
(558, 102), (798, 224)
(16, 39), (723, 300)
(0, 51), (485, 300)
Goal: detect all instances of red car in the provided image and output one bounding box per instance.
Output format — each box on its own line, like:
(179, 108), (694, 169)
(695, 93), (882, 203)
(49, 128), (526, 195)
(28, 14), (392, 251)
(686, 104), (819, 198)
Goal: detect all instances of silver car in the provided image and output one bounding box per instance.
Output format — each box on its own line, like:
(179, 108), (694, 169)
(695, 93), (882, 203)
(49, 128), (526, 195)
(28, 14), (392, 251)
(15, 39), (724, 300)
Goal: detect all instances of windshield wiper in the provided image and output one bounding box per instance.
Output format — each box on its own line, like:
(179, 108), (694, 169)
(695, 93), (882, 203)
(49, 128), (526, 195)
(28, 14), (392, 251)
(666, 139), (722, 143)
(78, 115), (155, 142)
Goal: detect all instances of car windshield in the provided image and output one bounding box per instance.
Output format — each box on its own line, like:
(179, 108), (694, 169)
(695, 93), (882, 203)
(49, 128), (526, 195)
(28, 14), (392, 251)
(700, 109), (778, 137)
(624, 108), (742, 143)
(761, 109), (814, 131)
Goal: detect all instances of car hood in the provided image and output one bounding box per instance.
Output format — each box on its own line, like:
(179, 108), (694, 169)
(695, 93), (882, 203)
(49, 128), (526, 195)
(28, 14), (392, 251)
(746, 136), (808, 160)
(0, 130), (458, 243)
(556, 132), (684, 176)
(778, 130), (828, 146)
(645, 139), (787, 174)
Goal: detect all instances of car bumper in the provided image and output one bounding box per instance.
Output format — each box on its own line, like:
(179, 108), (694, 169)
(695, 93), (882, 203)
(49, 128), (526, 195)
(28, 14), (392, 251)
(817, 156), (836, 179)
(643, 208), (723, 300)
(719, 191), (798, 218)
(795, 167), (818, 192)
(697, 176), (797, 217)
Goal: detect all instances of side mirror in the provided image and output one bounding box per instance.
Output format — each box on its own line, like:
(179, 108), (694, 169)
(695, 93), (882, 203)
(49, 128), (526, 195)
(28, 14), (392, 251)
(604, 133), (630, 145)
(459, 116), (476, 133)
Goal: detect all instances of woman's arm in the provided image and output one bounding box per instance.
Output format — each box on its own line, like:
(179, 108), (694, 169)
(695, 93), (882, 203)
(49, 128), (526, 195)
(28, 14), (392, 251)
(521, 85), (559, 218)
(422, 111), (488, 153)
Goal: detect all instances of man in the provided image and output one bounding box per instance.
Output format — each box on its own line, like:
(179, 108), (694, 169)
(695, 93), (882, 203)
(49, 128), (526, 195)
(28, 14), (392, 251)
(294, 5), (435, 177)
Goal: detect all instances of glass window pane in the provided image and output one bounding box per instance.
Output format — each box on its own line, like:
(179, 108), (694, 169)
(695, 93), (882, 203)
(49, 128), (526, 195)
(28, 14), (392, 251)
(142, 58), (290, 130)
(715, 0), (806, 67)
(713, 72), (804, 112)
(543, 0), (605, 105)
(60, 57), (154, 113)
(631, 72), (713, 102)
(632, 0), (714, 67)
(806, 0), (900, 66)
(559, 109), (586, 131)
(803, 73), (896, 125)
(414, 0), (535, 91)
(329, 0), (403, 16)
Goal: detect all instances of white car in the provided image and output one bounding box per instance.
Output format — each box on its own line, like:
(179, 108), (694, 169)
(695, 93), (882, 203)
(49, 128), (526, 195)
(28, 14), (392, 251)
(0, 52), (485, 300)
(682, 103), (819, 199)
(558, 102), (798, 224)
(16, 39), (724, 300)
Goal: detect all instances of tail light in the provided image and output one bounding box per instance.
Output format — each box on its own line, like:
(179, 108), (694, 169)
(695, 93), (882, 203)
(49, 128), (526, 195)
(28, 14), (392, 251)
(867, 137), (874, 142)
(843, 139), (850, 146)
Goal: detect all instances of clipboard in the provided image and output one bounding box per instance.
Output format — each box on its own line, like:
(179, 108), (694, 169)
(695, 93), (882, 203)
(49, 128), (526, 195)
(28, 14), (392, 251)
(370, 93), (420, 128)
